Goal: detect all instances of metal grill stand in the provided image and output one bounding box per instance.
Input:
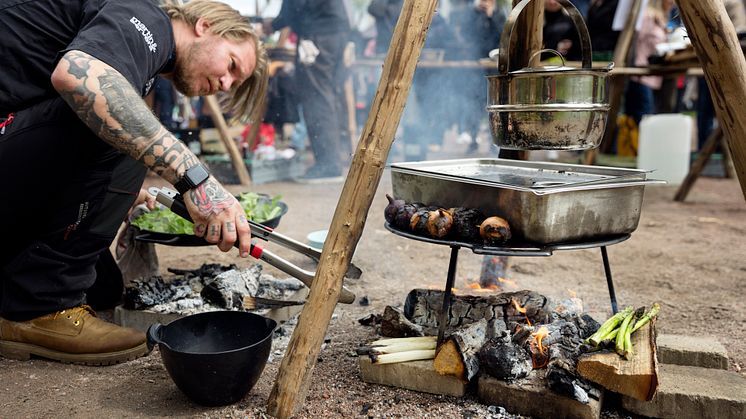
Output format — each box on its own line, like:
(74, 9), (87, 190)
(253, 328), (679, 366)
(384, 223), (629, 344)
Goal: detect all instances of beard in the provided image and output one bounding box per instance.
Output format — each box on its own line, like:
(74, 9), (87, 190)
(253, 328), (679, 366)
(171, 38), (213, 97)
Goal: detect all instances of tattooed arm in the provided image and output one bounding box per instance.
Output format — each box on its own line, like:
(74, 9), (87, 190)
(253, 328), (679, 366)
(51, 50), (251, 255)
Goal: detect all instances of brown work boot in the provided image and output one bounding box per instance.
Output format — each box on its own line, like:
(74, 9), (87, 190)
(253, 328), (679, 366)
(0, 305), (150, 366)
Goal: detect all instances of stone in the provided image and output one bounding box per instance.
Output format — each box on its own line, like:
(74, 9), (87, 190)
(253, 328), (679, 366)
(358, 357), (467, 397)
(657, 334), (729, 369)
(478, 374), (603, 419)
(621, 363), (746, 419)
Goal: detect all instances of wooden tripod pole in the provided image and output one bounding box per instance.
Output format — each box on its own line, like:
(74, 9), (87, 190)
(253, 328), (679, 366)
(266, 0), (438, 416)
(204, 95), (252, 186)
(676, 0), (746, 200)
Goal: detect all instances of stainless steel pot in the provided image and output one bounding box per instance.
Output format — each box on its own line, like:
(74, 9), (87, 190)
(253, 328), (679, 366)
(487, 0), (613, 150)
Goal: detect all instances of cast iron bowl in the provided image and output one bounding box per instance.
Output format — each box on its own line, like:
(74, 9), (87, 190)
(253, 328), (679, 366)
(146, 311), (276, 406)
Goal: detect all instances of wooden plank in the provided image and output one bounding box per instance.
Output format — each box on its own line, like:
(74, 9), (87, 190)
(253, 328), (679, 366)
(577, 322), (659, 401)
(204, 95), (251, 186)
(265, 1), (438, 417)
(677, 0), (746, 199)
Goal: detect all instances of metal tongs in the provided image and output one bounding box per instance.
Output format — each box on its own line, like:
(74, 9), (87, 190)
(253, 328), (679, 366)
(148, 187), (356, 304)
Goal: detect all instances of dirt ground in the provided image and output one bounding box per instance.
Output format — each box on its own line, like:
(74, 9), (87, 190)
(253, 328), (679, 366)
(1, 146), (745, 418)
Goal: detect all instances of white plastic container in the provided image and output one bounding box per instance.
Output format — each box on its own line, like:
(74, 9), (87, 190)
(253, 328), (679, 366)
(637, 114), (693, 185)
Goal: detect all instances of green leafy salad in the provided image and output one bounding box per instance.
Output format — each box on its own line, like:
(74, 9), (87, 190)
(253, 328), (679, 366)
(131, 192), (284, 235)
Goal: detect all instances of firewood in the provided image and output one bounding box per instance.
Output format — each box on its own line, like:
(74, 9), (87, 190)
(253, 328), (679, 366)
(380, 305), (424, 338)
(433, 319), (488, 382)
(404, 289), (551, 335)
(576, 321), (659, 401)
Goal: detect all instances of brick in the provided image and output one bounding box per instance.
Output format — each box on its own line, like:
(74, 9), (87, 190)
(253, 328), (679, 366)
(478, 375), (603, 419)
(358, 357), (467, 397)
(621, 364), (746, 419)
(657, 334), (729, 369)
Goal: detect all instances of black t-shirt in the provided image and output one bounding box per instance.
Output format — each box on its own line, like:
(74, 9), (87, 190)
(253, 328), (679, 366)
(0, 0), (175, 114)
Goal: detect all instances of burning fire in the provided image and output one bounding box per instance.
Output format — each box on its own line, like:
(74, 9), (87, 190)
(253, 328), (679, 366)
(567, 288), (577, 298)
(466, 282), (500, 292)
(512, 299), (532, 326)
(530, 326), (550, 369)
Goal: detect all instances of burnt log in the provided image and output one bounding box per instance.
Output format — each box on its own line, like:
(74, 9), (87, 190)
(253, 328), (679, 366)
(403, 289), (551, 335)
(380, 305), (425, 338)
(433, 319), (488, 382)
(478, 331), (533, 381)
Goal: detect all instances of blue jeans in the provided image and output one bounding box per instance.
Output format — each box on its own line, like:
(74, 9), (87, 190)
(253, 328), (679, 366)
(624, 80), (655, 126)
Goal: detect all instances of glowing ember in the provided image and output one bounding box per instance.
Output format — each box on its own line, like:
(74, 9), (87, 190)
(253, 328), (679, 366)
(531, 326), (550, 368)
(512, 299), (532, 326)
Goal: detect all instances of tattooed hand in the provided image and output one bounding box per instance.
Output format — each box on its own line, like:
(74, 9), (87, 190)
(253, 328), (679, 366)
(185, 176), (251, 255)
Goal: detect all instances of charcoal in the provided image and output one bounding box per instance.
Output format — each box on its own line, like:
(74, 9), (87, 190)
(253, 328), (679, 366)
(545, 366), (600, 404)
(479, 335), (532, 380)
(123, 276), (193, 309)
(167, 263), (237, 281)
(200, 265), (262, 309)
(358, 313), (382, 326)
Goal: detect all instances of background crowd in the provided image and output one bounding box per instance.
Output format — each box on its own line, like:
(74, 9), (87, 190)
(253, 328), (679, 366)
(154, 0), (746, 182)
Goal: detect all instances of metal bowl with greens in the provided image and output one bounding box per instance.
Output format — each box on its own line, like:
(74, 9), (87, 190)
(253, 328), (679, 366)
(131, 192), (288, 246)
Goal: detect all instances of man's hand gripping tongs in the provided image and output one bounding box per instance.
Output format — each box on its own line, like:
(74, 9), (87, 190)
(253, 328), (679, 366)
(149, 187), (357, 304)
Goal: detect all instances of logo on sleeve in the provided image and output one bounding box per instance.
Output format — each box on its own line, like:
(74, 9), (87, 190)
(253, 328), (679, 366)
(130, 16), (158, 53)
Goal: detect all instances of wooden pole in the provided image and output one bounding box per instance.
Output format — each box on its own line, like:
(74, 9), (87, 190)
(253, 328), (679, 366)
(498, 0), (543, 162)
(204, 95), (252, 186)
(266, 0), (438, 417)
(677, 0), (746, 199)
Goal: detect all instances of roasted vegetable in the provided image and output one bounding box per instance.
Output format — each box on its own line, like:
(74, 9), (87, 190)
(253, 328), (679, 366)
(449, 207), (486, 242)
(384, 194), (406, 224)
(480, 216), (512, 244)
(426, 209), (453, 238)
(409, 208), (432, 235)
(394, 203), (421, 230)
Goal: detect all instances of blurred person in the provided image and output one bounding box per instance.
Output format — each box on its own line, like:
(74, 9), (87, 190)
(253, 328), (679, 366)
(367, 0), (404, 55)
(0, 0), (268, 365)
(450, 0), (506, 153)
(566, 0), (620, 61)
(543, 0), (575, 58)
(264, 0), (351, 180)
(624, 0), (674, 126)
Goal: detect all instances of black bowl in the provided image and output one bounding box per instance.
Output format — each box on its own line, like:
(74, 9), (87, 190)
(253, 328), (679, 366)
(146, 311), (276, 406)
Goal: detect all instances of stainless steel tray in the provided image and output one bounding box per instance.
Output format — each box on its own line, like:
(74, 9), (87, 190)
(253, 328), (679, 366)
(390, 158), (664, 244)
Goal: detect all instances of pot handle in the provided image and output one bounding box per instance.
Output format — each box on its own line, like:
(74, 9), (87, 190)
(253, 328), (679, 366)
(498, 0), (592, 75)
(146, 323), (163, 352)
(527, 48), (566, 68)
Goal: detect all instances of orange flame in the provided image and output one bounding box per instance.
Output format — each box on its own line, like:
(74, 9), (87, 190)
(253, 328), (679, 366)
(512, 299), (532, 327)
(531, 326), (550, 368)
(567, 288), (578, 298)
(498, 277), (518, 288)
(465, 282), (500, 293)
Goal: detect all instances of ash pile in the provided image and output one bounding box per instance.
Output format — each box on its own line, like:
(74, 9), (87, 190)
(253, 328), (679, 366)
(123, 263), (305, 315)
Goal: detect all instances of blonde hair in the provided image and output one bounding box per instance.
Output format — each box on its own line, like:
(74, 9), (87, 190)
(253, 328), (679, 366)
(162, 0), (269, 124)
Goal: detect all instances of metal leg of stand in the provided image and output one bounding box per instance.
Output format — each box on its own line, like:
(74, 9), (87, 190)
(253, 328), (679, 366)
(437, 246), (460, 346)
(600, 246), (618, 314)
